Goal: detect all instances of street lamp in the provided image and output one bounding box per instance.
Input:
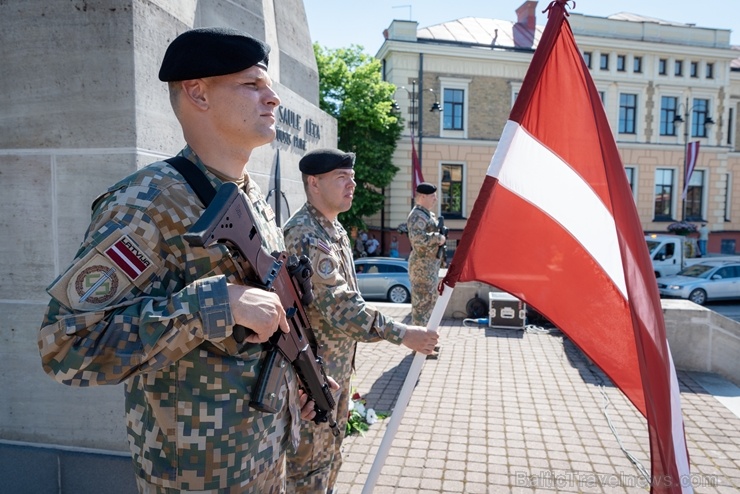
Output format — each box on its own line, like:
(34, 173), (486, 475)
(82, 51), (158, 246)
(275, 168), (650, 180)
(393, 80), (418, 134)
(428, 88), (442, 113)
(672, 97), (714, 221)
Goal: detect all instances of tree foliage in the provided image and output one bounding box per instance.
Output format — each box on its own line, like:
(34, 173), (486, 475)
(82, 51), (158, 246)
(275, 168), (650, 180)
(313, 43), (403, 230)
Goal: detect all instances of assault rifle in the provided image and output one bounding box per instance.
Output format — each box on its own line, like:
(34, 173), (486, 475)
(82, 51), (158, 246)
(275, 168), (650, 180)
(436, 216), (449, 262)
(184, 182), (339, 436)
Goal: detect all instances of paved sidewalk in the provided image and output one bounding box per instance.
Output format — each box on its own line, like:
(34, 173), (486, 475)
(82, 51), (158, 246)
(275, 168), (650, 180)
(335, 304), (740, 493)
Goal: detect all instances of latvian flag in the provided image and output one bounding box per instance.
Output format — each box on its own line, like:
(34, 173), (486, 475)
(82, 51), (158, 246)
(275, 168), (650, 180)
(105, 236), (151, 281)
(442, 1), (693, 491)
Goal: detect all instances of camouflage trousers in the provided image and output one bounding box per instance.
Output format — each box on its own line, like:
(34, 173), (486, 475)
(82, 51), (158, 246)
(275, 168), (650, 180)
(410, 275), (440, 327)
(135, 454), (286, 494)
(286, 378), (349, 493)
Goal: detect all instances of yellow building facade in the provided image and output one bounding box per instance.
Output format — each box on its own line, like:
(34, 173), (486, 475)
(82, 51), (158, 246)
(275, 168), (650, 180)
(371, 1), (740, 258)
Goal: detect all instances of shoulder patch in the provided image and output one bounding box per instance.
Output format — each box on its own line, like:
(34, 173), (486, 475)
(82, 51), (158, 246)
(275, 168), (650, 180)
(48, 223), (159, 311)
(68, 254), (129, 310)
(103, 235), (153, 282)
(316, 256), (337, 279)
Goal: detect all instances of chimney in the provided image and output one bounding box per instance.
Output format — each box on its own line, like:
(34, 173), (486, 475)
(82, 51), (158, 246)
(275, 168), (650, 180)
(513, 1), (537, 48)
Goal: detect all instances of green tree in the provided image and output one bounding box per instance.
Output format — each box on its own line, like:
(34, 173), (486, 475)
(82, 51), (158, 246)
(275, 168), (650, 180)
(313, 43), (403, 230)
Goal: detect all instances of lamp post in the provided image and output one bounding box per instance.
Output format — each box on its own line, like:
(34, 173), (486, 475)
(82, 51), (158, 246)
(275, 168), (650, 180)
(427, 87), (442, 113)
(672, 97), (714, 221)
(393, 80), (418, 135)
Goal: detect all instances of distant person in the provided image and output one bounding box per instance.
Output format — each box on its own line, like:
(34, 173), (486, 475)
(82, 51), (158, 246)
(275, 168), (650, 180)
(407, 183), (446, 325)
(283, 148), (439, 493)
(698, 223), (710, 256)
(354, 234), (367, 258)
(366, 234), (380, 256)
(389, 235), (400, 257)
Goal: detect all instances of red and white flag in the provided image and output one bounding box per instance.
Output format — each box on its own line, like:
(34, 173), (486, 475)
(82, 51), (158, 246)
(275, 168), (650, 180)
(410, 129), (425, 197)
(682, 141), (700, 199)
(443, 2), (691, 492)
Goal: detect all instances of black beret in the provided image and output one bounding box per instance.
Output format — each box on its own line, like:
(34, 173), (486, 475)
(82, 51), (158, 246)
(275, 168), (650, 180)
(299, 149), (356, 176)
(416, 182), (437, 194)
(159, 27), (270, 82)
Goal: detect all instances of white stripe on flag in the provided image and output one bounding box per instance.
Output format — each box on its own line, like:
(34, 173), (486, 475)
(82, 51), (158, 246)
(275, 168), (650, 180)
(488, 121), (628, 299)
(110, 243), (144, 275)
(682, 141), (700, 200)
(667, 343), (693, 493)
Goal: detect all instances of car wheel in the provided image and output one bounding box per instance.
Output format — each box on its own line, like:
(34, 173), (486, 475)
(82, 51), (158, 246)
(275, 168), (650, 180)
(688, 288), (707, 305)
(388, 285), (410, 304)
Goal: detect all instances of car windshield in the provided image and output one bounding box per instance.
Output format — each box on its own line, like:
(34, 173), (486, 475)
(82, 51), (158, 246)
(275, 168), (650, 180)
(677, 264), (715, 278)
(646, 240), (661, 254)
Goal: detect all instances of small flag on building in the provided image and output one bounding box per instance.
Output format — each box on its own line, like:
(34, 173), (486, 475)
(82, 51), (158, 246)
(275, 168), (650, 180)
(682, 141), (700, 199)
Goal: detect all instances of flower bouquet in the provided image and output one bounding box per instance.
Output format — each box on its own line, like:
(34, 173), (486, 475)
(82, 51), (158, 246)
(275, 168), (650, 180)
(667, 221), (697, 236)
(346, 392), (387, 436)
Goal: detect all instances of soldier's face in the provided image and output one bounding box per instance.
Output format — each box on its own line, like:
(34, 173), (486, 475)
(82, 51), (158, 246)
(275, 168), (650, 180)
(203, 66), (281, 150)
(314, 169), (356, 215)
(418, 192), (437, 209)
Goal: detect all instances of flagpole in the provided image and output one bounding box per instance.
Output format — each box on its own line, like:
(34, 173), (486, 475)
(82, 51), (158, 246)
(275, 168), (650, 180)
(362, 284), (454, 493)
(680, 98), (689, 221)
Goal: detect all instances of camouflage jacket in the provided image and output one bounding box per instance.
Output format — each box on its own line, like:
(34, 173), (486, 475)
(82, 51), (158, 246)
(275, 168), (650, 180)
(407, 205), (442, 259)
(38, 146), (299, 491)
(283, 203), (406, 378)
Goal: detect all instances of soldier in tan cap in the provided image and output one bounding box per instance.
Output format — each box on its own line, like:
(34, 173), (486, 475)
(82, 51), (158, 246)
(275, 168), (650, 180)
(38, 27), (323, 493)
(283, 148), (439, 493)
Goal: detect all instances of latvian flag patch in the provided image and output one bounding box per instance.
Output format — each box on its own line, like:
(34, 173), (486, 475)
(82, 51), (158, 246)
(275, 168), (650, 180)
(104, 235), (152, 281)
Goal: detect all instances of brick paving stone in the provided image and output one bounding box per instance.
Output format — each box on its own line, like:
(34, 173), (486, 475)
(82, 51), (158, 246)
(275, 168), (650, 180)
(333, 304), (740, 493)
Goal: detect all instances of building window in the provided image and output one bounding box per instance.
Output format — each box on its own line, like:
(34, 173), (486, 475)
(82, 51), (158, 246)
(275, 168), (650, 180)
(443, 88), (464, 131)
(654, 168), (675, 220)
(691, 98), (710, 138)
(685, 170), (705, 221)
(625, 166), (637, 197)
(619, 93), (637, 134)
(659, 59), (667, 75)
(617, 55), (626, 71)
(633, 56), (642, 73)
(706, 63), (714, 79)
(690, 61), (698, 78)
(440, 164), (464, 218)
(600, 53), (609, 70)
(660, 96), (679, 136)
(728, 108), (734, 145)
(725, 173), (732, 222)
(675, 60), (683, 76)
(583, 51), (592, 69)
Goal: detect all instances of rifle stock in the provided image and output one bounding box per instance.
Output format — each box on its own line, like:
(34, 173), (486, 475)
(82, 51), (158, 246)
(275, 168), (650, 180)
(184, 182), (338, 435)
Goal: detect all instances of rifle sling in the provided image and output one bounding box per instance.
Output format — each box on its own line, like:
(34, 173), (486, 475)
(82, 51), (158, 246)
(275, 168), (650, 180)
(166, 156), (217, 207)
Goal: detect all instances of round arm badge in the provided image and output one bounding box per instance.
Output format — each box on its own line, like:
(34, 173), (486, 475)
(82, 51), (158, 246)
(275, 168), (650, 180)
(316, 255), (337, 280)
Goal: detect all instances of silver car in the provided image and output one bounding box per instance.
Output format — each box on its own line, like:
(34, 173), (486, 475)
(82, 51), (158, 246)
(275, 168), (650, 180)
(657, 261), (740, 305)
(354, 257), (411, 304)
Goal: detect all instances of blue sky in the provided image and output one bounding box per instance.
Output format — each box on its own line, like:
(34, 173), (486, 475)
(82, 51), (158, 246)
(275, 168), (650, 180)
(303, 0), (740, 54)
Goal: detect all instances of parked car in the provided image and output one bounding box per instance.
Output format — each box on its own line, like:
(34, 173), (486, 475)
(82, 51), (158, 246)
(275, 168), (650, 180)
(354, 257), (411, 304)
(657, 261), (740, 305)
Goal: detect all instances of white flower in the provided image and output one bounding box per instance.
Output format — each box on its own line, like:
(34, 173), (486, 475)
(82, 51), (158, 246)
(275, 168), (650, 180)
(348, 400), (355, 412)
(354, 401), (366, 416)
(365, 408), (378, 425)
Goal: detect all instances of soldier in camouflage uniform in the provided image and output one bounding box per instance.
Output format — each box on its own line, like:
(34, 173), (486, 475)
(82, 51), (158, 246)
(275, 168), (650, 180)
(407, 182), (447, 327)
(282, 149), (439, 493)
(37, 28), (320, 493)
